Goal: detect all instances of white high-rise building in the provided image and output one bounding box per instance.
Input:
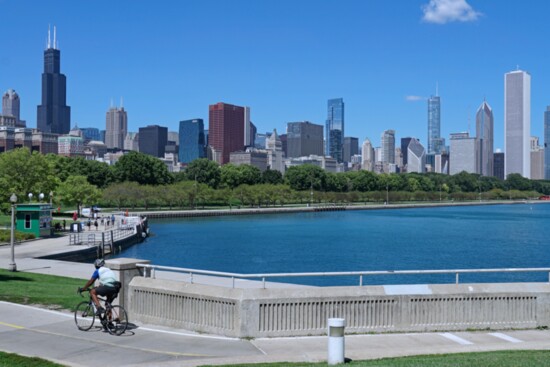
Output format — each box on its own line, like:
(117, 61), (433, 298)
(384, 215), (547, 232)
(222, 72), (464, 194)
(266, 128), (285, 173)
(505, 70), (531, 178)
(407, 138), (426, 173)
(450, 132), (478, 175)
(105, 105), (127, 150)
(361, 138), (374, 171)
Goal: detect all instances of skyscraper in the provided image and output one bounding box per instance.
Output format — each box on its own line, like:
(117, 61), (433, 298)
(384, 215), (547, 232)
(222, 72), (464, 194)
(476, 100), (494, 176)
(544, 107), (550, 179)
(139, 125), (168, 158)
(407, 138), (426, 173)
(494, 150), (505, 180)
(400, 137), (413, 168)
(450, 132), (478, 175)
(179, 119), (205, 164)
(361, 138), (374, 171)
(343, 137), (359, 163)
(105, 106), (127, 150)
(37, 26), (71, 134)
(286, 121), (324, 158)
(326, 98), (344, 162)
(209, 102), (245, 165)
(427, 94), (441, 154)
(2, 89), (20, 122)
(381, 130), (395, 164)
(505, 69), (531, 178)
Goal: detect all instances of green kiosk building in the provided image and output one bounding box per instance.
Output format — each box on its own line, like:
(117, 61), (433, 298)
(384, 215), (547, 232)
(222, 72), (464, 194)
(15, 203), (53, 238)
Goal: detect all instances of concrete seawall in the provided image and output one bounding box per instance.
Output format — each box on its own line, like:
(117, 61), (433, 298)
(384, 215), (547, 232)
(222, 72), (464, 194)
(125, 276), (550, 338)
(136, 200), (542, 220)
(106, 259), (550, 338)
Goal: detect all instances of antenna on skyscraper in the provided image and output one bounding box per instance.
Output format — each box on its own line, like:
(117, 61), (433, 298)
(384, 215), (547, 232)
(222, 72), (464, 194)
(53, 26), (57, 49)
(47, 25), (51, 49)
(110, 98), (114, 108)
(120, 96), (124, 108)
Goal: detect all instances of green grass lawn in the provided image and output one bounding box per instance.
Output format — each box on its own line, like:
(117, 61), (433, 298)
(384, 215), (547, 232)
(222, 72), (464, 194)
(0, 351), (65, 367)
(0, 269), (84, 311)
(201, 350), (550, 367)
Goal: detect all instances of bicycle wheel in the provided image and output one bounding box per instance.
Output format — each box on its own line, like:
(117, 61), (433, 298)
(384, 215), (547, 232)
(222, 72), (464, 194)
(74, 301), (95, 331)
(106, 305), (128, 335)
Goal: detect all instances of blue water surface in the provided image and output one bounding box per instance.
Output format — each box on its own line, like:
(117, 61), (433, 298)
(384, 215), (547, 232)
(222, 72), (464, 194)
(115, 203), (550, 286)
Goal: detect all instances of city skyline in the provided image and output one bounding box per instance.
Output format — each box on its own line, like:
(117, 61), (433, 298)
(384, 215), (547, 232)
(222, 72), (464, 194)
(1, 1), (550, 150)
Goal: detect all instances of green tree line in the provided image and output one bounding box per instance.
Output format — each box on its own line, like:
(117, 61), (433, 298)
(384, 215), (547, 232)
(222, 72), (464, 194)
(1, 148), (549, 213)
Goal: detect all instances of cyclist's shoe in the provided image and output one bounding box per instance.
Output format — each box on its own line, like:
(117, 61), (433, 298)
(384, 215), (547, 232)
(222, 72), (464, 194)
(95, 306), (105, 316)
(107, 322), (115, 329)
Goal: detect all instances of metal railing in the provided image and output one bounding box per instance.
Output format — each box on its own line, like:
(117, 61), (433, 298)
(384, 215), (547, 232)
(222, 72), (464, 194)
(135, 264), (550, 289)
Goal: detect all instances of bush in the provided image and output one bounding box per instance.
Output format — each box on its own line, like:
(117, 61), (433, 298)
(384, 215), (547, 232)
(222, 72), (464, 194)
(0, 229), (35, 242)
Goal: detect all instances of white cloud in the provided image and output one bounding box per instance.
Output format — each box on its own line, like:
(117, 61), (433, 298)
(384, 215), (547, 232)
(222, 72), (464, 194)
(405, 95), (425, 102)
(421, 0), (482, 24)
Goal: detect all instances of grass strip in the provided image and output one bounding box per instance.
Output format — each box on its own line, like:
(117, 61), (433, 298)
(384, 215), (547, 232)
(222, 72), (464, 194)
(0, 269), (85, 311)
(202, 350), (550, 367)
(0, 351), (65, 367)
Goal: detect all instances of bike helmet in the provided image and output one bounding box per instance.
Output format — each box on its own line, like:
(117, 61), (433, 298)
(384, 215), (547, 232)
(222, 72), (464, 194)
(94, 258), (105, 269)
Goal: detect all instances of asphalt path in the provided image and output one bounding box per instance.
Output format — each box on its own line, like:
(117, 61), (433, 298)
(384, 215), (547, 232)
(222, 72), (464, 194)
(4, 301), (550, 366)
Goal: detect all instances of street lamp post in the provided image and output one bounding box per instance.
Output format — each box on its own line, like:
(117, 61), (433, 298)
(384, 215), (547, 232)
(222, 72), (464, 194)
(49, 191), (53, 205)
(9, 193), (17, 272)
(28, 193), (33, 203)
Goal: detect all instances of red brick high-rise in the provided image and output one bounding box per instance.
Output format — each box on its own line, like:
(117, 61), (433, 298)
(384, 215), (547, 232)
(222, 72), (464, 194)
(208, 102), (245, 164)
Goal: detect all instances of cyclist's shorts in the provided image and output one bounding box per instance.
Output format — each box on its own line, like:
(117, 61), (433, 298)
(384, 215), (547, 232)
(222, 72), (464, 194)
(95, 285), (118, 300)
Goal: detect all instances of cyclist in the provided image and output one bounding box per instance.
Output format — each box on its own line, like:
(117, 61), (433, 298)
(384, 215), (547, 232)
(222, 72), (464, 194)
(79, 259), (118, 315)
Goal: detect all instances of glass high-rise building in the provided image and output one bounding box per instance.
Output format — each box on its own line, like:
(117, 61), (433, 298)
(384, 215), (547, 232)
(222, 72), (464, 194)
(427, 95), (441, 154)
(325, 98), (344, 162)
(37, 26), (71, 134)
(179, 119), (205, 164)
(476, 100), (494, 176)
(505, 70), (531, 178)
(80, 127), (101, 142)
(545, 107), (550, 179)
(343, 137), (358, 163)
(139, 125), (168, 158)
(381, 130), (395, 164)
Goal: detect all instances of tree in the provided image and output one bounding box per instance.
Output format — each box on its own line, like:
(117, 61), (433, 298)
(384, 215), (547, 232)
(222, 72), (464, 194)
(57, 175), (101, 216)
(113, 151), (173, 185)
(284, 164), (327, 191)
(506, 173), (532, 191)
(185, 158), (221, 188)
(0, 148), (59, 210)
(262, 169), (283, 185)
(348, 170), (378, 192)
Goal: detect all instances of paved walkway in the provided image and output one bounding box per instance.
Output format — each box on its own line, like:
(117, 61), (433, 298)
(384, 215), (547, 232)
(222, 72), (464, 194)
(3, 237), (550, 366)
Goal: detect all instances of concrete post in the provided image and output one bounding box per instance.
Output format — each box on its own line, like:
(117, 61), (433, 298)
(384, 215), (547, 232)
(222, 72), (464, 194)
(327, 318), (346, 365)
(105, 258), (149, 310)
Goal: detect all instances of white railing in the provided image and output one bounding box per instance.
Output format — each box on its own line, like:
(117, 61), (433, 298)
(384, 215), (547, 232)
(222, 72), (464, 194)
(135, 264), (550, 289)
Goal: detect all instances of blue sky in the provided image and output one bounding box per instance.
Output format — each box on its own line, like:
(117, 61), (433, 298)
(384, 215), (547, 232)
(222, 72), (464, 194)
(1, 0), (549, 151)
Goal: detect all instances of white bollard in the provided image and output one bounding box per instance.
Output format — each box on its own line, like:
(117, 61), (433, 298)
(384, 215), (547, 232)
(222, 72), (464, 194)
(327, 318), (346, 365)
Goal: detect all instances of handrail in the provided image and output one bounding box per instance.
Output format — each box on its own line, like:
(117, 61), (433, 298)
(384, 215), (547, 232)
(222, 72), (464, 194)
(135, 264), (550, 289)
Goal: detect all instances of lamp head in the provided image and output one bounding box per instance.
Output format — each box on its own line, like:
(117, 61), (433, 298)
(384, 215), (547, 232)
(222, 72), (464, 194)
(10, 193), (17, 203)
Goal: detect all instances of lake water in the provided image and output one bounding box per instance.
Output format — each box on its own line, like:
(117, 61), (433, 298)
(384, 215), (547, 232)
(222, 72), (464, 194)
(115, 203), (550, 286)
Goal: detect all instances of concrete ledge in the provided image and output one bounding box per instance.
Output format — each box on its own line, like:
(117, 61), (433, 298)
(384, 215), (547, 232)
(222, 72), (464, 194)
(127, 277), (550, 338)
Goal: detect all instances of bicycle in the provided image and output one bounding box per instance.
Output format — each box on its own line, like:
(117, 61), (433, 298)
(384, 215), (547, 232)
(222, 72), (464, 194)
(74, 288), (128, 336)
